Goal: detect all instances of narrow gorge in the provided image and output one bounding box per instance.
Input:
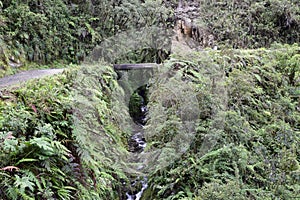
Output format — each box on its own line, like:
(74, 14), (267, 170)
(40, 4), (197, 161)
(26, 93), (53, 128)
(125, 86), (149, 200)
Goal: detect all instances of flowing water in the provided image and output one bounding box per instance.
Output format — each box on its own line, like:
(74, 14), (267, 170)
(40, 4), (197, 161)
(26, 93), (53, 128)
(126, 177), (148, 200)
(125, 104), (148, 200)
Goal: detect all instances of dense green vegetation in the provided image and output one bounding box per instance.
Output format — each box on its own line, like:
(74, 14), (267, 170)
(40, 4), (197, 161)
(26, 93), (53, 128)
(143, 44), (300, 199)
(1, 45), (299, 199)
(0, 65), (134, 199)
(0, 0), (300, 199)
(193, 0), (300, 48)
(0, 0), (172, 77)
(1, 0), (300, 74)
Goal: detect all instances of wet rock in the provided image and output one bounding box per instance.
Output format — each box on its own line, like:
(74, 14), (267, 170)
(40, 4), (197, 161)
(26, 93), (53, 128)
(8, 56), (22, 68)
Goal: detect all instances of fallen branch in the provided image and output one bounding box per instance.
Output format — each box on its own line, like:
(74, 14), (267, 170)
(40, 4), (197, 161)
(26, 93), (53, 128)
(0, 166), (20, 172)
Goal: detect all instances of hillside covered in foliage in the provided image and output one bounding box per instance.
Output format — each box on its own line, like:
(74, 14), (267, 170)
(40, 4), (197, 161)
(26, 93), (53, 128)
(1, 0), (300, 73)
(0, 0), (300, 200)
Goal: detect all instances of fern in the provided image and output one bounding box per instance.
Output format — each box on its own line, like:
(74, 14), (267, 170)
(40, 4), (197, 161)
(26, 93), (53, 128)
(14, 175), (35, 194)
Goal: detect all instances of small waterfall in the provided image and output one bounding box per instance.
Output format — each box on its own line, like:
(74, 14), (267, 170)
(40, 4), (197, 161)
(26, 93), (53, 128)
(125, 125), (148, 200)
(125, 88), (148, 200)
(126, 176), (148, 200)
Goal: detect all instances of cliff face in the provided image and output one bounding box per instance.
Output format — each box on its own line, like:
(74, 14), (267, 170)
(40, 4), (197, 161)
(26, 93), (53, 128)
(173, 0), (215, 51)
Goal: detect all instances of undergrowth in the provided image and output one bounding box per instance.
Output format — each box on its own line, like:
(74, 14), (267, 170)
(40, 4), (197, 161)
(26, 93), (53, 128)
(0, 64), (132, 199)
(0, 44), (299, 199)
(142, 43), (300, 200)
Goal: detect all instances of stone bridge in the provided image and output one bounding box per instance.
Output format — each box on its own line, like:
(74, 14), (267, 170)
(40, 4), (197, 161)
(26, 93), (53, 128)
(113, 63), (158, 71)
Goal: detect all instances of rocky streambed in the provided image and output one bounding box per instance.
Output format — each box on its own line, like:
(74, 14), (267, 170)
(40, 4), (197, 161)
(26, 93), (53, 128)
(124, 100), (148, 200)
(125, 124), (148, 200)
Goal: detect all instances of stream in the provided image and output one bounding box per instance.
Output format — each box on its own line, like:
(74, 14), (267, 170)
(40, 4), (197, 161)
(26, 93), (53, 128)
(125, 103), (148, 200)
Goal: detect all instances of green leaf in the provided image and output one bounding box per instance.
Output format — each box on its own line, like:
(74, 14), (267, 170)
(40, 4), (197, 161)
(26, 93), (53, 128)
(14, 175), (35, 193)
(253, 74), (262, 83)
(16, 158), (38, 166)
(29, 137), (54, 153)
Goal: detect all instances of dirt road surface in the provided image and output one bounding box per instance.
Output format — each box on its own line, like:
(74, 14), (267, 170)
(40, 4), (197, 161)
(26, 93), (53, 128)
(0, 69), (64, 89)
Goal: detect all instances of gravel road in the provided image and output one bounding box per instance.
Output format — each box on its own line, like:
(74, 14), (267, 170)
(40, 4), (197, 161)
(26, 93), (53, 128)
(0, 69), (64, 89)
